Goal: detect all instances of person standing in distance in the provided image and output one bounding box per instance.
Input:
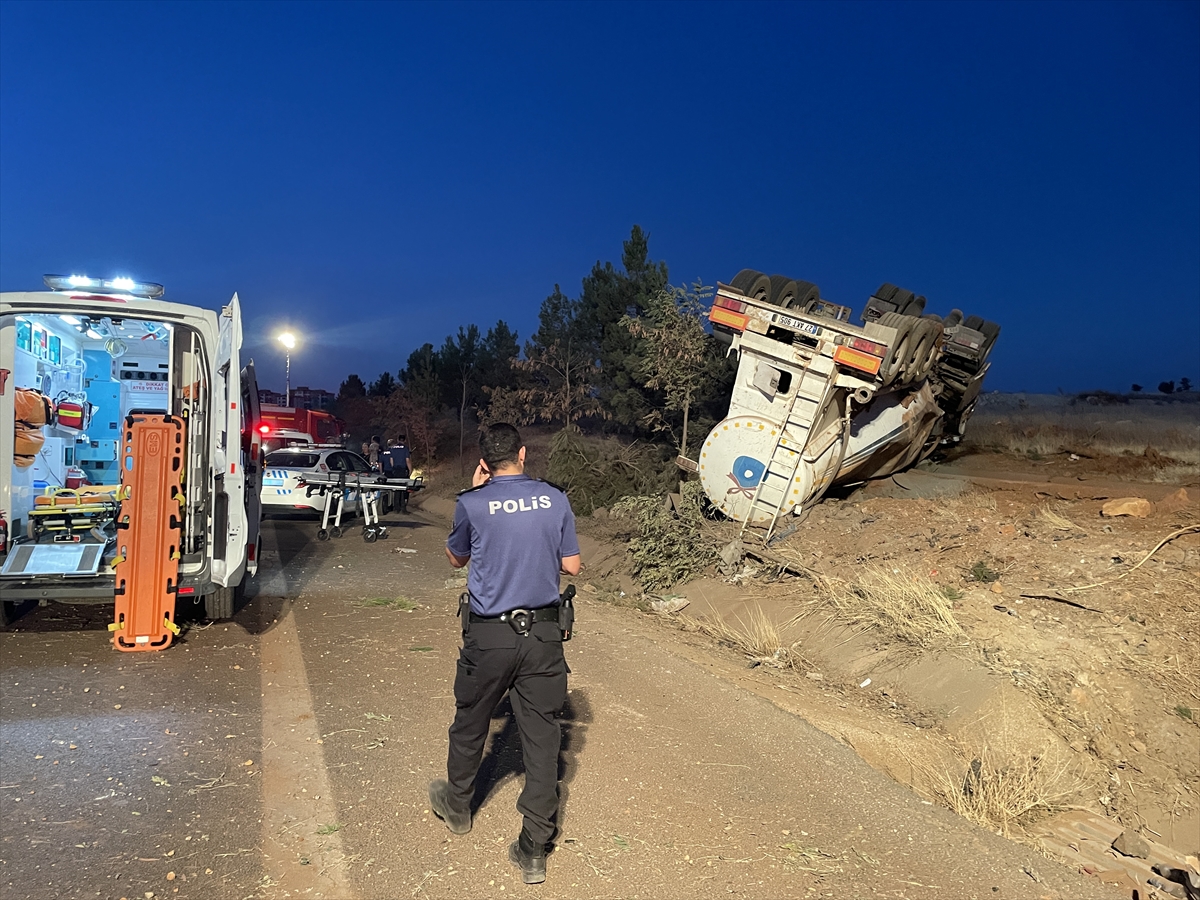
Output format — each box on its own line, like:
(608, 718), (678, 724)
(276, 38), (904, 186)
(429, 423), (581, 885)
(380, 435), (412, 511)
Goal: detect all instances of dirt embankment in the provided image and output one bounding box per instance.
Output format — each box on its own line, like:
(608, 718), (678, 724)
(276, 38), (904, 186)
(569, 443), (1200, 894)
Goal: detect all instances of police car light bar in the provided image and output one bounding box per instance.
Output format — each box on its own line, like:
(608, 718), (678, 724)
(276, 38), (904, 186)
(44, 274), (165, 300)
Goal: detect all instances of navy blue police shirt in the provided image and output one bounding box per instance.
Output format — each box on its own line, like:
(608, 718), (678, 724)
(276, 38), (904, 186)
(381, 445), (411, 476)
(446, 474), (580, 616)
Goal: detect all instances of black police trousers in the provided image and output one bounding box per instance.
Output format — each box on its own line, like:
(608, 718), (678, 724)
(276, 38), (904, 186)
(446, 620), (568, 845)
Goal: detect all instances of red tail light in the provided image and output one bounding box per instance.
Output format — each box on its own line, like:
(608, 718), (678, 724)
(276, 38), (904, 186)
(258, 424), (271, 434)
(714, 295), (748, 313)
(178, 586), (195, 596)
(847, 337), (887, 358)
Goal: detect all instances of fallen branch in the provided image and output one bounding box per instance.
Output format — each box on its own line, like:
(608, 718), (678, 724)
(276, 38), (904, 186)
(745, 548), (835, 591)
(1066, 525), (1200, 593)
(1019, 591), (1103, 613)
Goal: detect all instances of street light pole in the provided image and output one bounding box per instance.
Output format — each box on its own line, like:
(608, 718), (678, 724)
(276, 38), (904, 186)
(278, 332), (296, 407)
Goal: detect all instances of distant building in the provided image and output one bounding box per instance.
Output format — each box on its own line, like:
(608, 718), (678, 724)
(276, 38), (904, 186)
(257, 386), (335, 410)
(290, 386), (336, 411)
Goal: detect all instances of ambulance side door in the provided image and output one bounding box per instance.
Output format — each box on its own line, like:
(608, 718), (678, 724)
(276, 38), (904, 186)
(211, 294), (249, 587)
(240, 360), (262, 575)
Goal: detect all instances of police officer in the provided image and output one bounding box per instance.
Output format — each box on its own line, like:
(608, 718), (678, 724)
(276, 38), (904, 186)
(428, 423), (581, 885)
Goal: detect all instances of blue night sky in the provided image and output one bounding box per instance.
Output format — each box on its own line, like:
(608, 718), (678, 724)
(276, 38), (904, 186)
(2, 1), (1197, 396)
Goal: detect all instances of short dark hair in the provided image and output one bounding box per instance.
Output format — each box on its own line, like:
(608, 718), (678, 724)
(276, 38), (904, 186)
(479, 423), (522, 470)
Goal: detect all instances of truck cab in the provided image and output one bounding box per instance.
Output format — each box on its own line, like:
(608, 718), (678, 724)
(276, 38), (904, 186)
(0, 276), (262, 626)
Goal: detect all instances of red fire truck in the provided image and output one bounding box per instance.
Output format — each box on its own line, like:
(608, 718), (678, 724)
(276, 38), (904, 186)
(256, 405), (347, 452)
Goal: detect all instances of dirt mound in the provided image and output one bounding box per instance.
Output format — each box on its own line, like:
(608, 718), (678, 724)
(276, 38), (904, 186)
(577, 459), (1200, 871)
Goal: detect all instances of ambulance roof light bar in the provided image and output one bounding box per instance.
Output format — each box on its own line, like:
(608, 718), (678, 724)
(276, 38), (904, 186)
(44, 274), (165, 300)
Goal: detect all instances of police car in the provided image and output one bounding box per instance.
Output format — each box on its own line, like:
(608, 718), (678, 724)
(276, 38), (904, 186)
(260, 445), (373, 514)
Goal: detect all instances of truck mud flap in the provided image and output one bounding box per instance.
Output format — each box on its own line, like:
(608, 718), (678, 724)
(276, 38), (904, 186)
(110, 415), (184, 652)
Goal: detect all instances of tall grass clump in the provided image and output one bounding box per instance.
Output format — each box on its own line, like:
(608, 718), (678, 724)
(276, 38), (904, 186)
(920, 747), (1081, 837)
(832, 565), (965, 648)
(681, 604), (806, 667)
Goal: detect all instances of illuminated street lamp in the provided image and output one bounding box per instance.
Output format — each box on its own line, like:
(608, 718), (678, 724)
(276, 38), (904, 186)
(278, 332), (297, 406)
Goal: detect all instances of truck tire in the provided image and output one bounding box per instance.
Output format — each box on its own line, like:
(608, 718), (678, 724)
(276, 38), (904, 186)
(729, 269), (771, 302)
(978, 320), (1000, 358)
(907, 318), (942, 383)
(942, 308), (963, 328)
(877, 312), (917, 386)
(205, 581), (243, 621)
(900, 292), (927, 318)
(1, 599), (20, 628)
(792, 280), (822, 311)
(767, 275), (799, 308)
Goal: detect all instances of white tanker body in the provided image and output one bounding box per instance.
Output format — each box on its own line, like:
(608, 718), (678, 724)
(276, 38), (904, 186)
(686, 270), (998, 541)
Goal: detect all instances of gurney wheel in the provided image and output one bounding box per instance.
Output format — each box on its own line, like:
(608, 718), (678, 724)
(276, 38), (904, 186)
(377, 527), (388, 540)
(331, 526), (343, 539)
(363, 527), (378, 543)
(317, 529), (329, 542)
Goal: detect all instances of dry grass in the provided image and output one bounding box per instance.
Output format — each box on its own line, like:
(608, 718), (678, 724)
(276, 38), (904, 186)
(971, 395), (1200, 464)
(680, 604), (809, 668)
(830, 565), (966, 648)
(1037, 504), (1077, 531)
(918, 746), (1083, 837)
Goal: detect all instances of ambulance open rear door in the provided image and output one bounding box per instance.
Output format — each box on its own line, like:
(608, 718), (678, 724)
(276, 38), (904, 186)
(209, 293), (259, 596)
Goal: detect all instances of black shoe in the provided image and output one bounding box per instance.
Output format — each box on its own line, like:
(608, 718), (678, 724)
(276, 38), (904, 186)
(508, 832), (547, 884)
(428, 779), (471, 835)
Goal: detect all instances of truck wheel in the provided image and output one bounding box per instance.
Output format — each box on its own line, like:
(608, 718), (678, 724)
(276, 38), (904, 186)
(877, 313), (916, 386)
(729, 269), (771, 301)
(205, 581), (243, 621)
(942, 308), (963, 328)
(791, 280), (822, 311)
(908, 318), (942, 382)
(1, 600), (20, 628)
(899, 291), (927, 318)
(767, 275), (798, 307)
(978, 320), (1001, 358)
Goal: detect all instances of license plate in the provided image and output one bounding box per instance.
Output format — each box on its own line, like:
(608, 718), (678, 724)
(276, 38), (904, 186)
(772, 312), (821, 336)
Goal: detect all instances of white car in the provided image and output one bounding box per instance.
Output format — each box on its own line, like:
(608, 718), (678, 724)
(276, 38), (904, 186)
(261, 446), (374, 515)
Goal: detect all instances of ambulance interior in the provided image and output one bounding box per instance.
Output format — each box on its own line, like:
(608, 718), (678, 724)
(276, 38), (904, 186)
(5, 312), (210, 578)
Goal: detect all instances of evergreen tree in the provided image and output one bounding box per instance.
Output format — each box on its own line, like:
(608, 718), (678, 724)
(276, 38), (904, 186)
(337, 373), (367, 399)
(486, 286), (605, 427)
(577, 225), (669, 429)
(368, 371), (397, 397)
(400, 343), (442, 410)
(477, 320), (521, 399)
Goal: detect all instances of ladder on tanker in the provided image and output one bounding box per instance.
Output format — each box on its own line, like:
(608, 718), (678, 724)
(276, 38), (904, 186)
(738, 360), (838, 544)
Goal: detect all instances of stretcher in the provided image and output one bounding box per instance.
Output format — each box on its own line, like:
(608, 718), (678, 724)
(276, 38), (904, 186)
(296, 471), (423, 543)
(28, 485), (124, 543)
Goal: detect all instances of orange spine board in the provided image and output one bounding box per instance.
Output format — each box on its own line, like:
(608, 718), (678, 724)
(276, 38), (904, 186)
(112, 416), (184, 651)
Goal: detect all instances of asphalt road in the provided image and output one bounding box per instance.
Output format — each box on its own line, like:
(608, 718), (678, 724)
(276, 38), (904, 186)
(0, 509), (1113, 900)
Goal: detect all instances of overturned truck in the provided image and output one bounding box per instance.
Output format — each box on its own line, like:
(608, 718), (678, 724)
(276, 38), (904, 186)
(683, 269), (998, 541)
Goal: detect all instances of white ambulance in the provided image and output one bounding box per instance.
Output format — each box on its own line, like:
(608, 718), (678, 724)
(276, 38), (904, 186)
(0, 275), (262, 626)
